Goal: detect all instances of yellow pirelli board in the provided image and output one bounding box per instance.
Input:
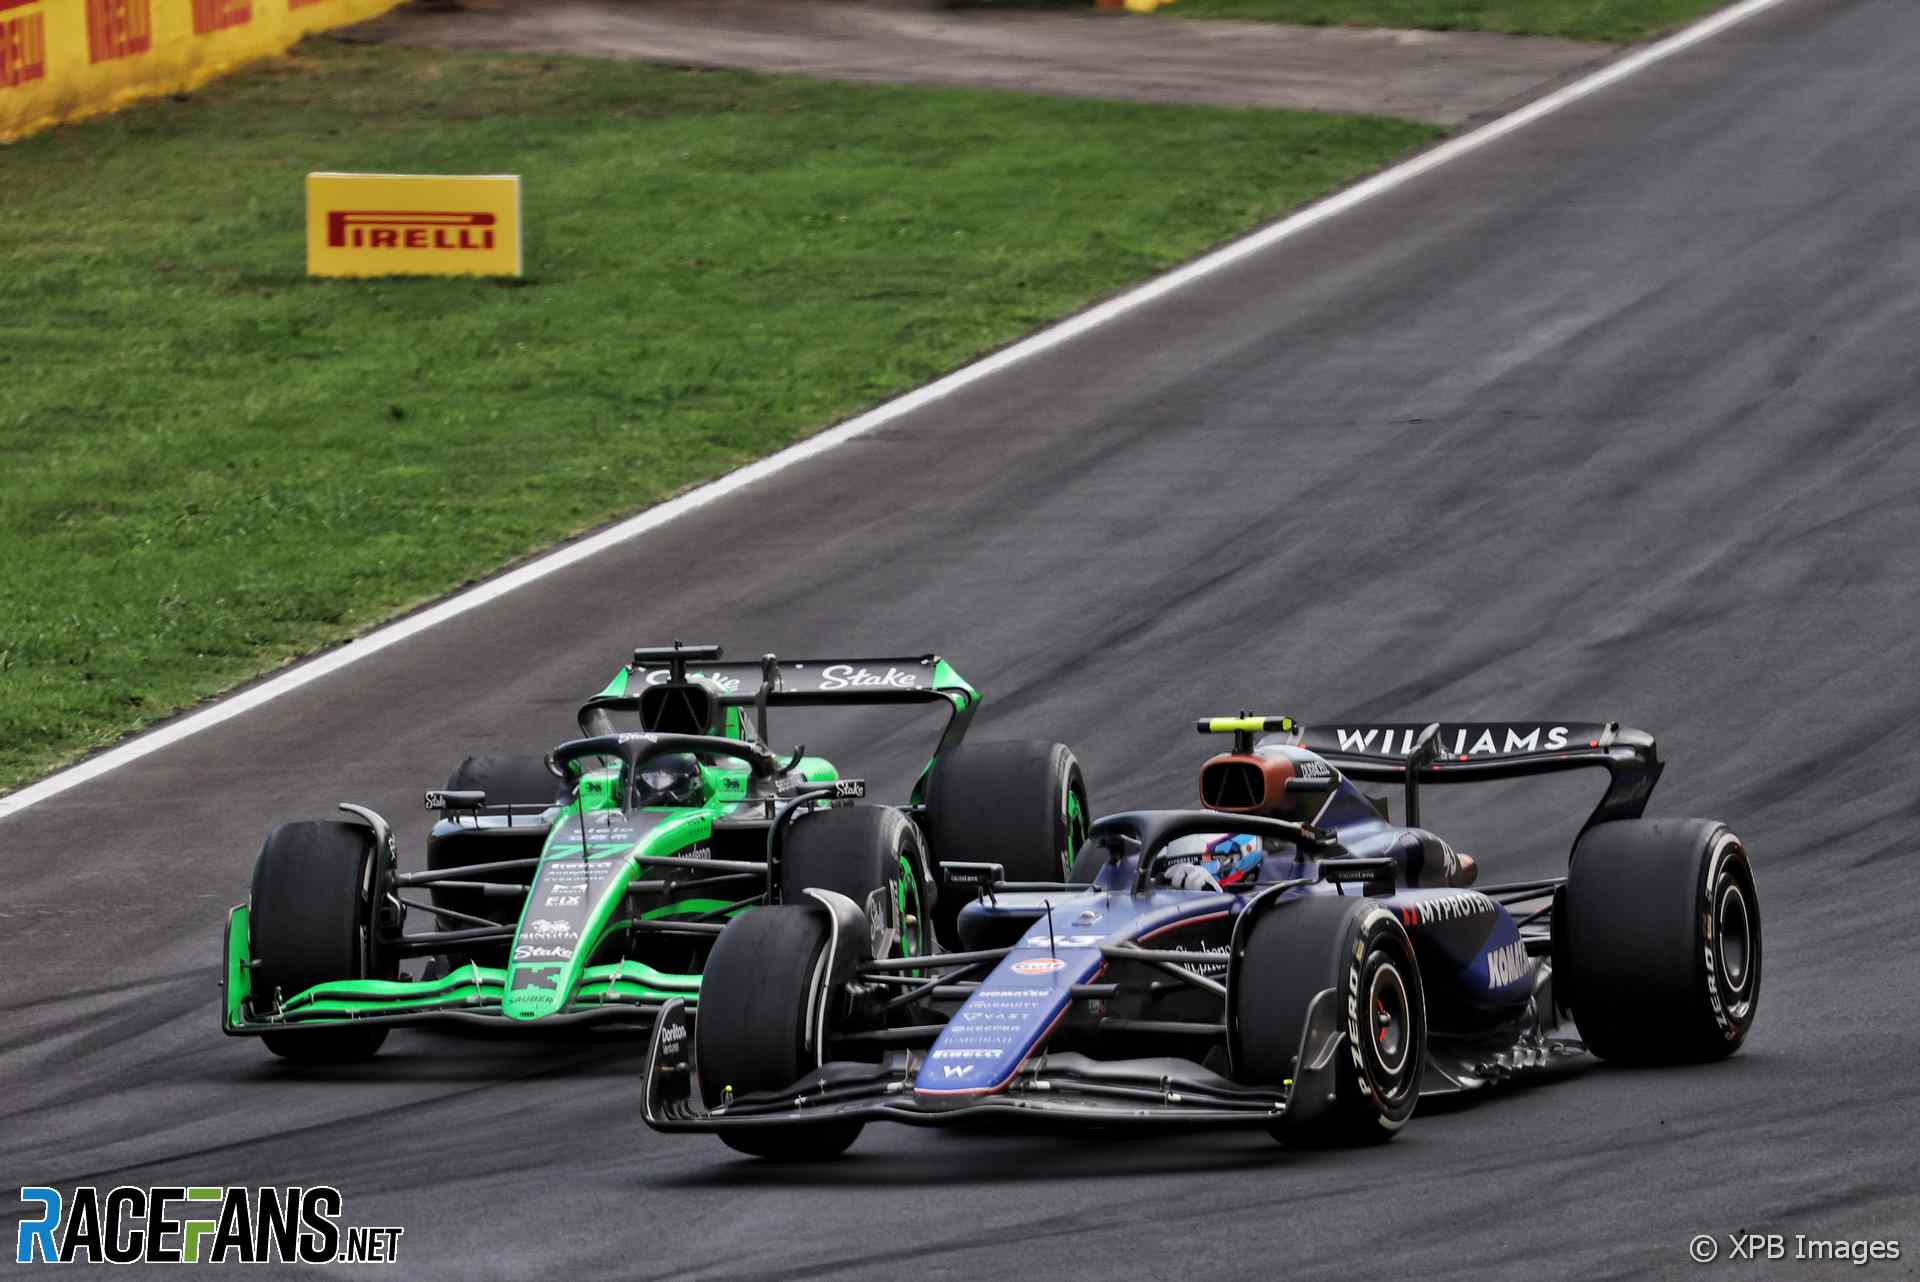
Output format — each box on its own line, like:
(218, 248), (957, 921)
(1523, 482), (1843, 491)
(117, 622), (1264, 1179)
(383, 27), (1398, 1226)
(305, 172), (523, 279)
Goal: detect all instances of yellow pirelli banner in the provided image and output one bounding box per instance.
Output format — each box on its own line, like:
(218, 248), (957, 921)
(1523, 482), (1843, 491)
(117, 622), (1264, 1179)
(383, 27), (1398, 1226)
(0, 0), (406, 144)
(306, 172), (523, 278)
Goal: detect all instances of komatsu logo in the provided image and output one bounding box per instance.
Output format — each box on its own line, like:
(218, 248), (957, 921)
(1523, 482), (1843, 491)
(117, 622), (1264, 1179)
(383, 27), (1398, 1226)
(1334, 726), (1571, 756)
(1486, 939), (1528, 988)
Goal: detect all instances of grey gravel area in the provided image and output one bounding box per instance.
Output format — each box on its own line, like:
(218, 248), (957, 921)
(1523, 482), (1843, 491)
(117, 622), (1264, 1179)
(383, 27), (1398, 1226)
(346, 0), (1613, 125)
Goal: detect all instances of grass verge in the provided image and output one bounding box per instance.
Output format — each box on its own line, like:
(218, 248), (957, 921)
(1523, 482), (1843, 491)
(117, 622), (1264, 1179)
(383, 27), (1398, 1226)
(0, 39), (1435, 795)
(1158, 0), (1730, 42)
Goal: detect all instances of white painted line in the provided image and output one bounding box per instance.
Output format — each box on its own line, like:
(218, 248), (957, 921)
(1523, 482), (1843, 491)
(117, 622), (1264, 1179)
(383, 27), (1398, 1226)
(0, 0), (1796, 824)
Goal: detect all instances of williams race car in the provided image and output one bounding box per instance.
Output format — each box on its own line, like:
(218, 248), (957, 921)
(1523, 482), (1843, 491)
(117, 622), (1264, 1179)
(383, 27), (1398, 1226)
(222, 643), (1088, 1061)
(642, 715), (1759, 1157)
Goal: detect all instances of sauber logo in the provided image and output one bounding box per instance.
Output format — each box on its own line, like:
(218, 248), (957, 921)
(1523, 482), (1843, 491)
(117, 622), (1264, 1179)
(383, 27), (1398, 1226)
(0, 9), (45, 88)
(326, 210), (497, 251)
(87, 0), (151, 64)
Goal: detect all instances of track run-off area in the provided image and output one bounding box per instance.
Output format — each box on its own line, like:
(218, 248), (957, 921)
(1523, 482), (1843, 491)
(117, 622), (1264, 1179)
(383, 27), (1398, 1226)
(4, 0), (1918, 1277)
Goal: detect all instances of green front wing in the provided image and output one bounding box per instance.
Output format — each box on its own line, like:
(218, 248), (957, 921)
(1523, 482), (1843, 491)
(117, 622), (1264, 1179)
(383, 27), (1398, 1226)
(223, 905), (701, 1033)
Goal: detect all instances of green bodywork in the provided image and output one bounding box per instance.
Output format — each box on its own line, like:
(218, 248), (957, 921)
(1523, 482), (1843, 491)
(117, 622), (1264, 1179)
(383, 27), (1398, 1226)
(224, 654), (977, 1037)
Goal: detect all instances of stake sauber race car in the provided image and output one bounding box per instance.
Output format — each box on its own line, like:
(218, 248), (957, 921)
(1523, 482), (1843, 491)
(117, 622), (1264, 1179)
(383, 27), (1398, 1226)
(642, 714), (1760, 1157)
(222, 642), (1089, 1060)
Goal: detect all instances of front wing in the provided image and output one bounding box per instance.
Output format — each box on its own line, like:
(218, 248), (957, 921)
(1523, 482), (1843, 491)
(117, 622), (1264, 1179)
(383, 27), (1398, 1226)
(221, 905), (698, 1034)
(639, 997), (1349, 1131)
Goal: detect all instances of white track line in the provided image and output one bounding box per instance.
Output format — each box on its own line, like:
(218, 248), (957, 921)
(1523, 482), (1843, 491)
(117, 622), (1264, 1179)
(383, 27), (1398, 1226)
(0, 0), (1795, 823)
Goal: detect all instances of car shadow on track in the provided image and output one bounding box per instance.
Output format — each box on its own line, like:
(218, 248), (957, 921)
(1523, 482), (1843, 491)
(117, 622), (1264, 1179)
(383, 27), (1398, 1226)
(643, 1120), (1345, 1189)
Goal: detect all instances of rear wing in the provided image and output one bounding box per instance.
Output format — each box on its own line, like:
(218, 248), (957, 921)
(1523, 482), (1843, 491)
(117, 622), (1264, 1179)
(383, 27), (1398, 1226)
(586, 646), (980, 803)
(621, 650), (977, 711)
(1281, 720), (1662, 834)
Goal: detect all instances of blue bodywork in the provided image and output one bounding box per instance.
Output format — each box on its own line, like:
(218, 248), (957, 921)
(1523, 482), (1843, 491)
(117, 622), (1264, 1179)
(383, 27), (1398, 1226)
(928, 770), (1534, 1100)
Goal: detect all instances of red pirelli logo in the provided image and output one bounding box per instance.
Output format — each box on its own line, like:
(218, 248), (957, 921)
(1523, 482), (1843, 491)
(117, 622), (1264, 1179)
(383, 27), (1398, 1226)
(88, 0), (152, 63)
(192, 0), (252, 33)
(327, 210), (498, 251)
(0, 9), (45, 88)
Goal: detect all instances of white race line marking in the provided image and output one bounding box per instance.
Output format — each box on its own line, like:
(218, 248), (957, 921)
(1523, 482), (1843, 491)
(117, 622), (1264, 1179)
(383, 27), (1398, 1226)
(0, 0), (1796, 823)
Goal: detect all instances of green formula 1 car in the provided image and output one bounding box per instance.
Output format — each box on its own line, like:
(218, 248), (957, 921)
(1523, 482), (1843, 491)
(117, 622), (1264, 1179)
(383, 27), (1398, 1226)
(222, 643), (1088, 1061)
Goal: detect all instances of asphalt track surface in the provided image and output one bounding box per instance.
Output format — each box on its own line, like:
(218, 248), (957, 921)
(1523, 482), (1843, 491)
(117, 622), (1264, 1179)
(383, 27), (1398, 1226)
(6, 0), (1920, 1277)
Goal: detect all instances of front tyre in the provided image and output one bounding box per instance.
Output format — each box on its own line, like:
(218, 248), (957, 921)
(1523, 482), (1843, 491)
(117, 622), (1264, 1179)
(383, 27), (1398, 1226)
(1561, 819), (1760, 1062)
(250, 820), (393, 1063)
(1232, 895), (1425, 1145)
(696, 907), (863, 1160)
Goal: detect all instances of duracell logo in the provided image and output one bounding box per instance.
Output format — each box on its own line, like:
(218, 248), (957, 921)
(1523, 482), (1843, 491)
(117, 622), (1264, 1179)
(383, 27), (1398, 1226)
(326, 210), (497, 251)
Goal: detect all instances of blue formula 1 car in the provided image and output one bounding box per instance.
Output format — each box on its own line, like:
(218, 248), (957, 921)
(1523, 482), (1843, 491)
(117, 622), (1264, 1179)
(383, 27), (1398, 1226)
(642, 715), (1761, 1159)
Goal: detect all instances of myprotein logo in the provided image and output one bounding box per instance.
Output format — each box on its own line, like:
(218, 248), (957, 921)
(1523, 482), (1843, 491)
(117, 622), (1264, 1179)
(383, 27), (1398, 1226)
(86, 0), (151, 64)
(326, 210), (497, 251)
(191, 0), (251, 34)
(0, 7), (45, 87)
(16, 1186), (402, 1265)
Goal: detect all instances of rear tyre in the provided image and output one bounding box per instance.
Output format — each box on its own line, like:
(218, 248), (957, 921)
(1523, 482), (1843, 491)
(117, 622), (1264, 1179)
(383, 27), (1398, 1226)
(781, 805), (931, 965)
(923, 740), (1088, 949)
(1560, 819), (1759, 1063)
(446, 753), (564, 809)
(697, 907), (863, 1160)
(1232, 895), (1425, 1146)
(250, 820), (392, 1062)
(427, 753), (561, 969)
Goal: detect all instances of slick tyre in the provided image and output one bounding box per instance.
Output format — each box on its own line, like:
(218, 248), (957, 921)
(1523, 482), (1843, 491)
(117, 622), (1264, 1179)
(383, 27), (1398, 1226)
(923, 740), (1088, 949)
(445, 753), (564, 809)
(781, 805), (931, 965)
(697, 906), (863, 1160)
(426, 754), (560, 968)
(1560, 819), (1759, 1062)
(250, 820), (392, 1063)
(1233, 895), (1425, 1146)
